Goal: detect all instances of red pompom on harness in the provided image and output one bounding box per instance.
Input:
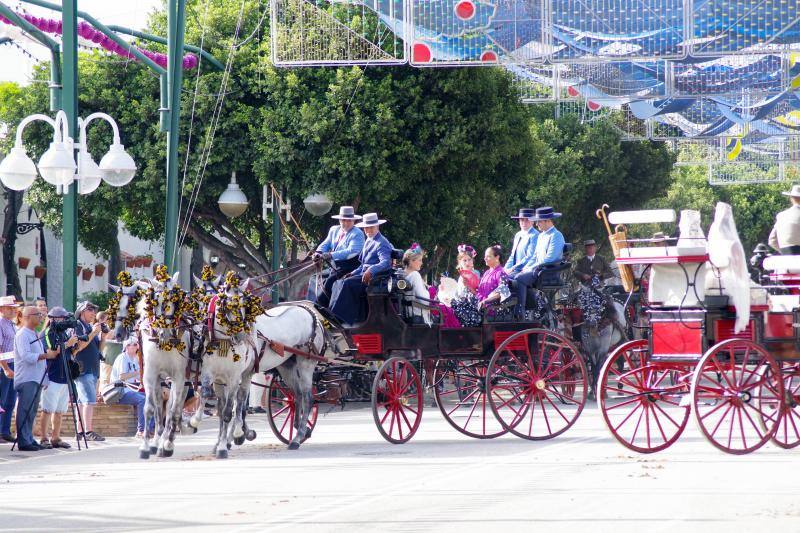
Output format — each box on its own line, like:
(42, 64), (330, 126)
(207, 294), (219, 341)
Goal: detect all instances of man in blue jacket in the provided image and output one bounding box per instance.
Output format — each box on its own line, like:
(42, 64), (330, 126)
(513, 207), (566, 318)
(329, 213), (394, 325)
(505, 208), (538, 276)
(309, 206), (366, 307)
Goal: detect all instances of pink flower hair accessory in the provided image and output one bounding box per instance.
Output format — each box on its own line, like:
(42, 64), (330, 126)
(457, 244), (477, 258)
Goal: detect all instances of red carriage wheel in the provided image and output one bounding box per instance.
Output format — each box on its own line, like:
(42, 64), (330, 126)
(598, 339), (691, 453)
(267, 375), (319, 445)
(758, 361), (800, 449)
(486, 329), (587, 440)
(691, 339), (784, 455)
(372, 357), (423, 444)
(433, 359), (508, 439)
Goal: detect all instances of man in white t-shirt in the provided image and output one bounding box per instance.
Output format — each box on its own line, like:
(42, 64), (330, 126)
(111, 338), (147, 438)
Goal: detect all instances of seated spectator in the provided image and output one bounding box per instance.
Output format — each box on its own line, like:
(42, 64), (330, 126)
(451, 246), (509, 327)
(402, 244), (433, 326)
(111, 337), (148, 438)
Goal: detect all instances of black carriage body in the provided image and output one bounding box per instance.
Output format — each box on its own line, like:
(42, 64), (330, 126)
(346, 293), (532, 361)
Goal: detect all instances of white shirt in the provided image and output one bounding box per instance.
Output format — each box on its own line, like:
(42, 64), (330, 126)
(111, 352), (140, 385)
(403, 270), (432, 326)
(586, 255), (595, 262)
(769, 205), (800, 250)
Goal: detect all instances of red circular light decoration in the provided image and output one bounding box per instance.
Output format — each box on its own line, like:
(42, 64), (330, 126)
(480, 50), (498, 62)
(454, 1), (476, 20)
(413, 43), (432, 63)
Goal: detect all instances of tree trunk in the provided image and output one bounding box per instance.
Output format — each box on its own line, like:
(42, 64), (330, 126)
(108, 224), (121, 289)
(190, 245), (205, 288)
(2, 190), (23, 300)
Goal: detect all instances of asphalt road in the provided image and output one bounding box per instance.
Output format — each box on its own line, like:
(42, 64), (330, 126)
(1, 403), (798, 532)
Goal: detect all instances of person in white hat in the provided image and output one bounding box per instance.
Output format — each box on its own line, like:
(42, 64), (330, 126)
(329, 213), (394, 325)
(0, 296), (21, 442)
(768, 184), (800, 255)
(309, 206), (365, 307)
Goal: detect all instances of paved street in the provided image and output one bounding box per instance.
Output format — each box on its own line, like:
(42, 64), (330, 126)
(1, 402), (799, 533)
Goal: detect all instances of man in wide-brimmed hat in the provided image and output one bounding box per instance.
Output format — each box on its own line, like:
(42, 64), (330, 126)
(513, 207), (566, 319)
(0, 295), (21, 442)
(309, 206), (366, 307)
(768, 184), (800, 255)
(329, 213), (394, 325)
(505, 208), (538, 275)
(574, 239), (613, 285)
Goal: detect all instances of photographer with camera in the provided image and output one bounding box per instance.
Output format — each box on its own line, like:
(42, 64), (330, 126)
(13, 306), (59, 451)
(38, 307), (80, 449)
(72, 301), (106, 442)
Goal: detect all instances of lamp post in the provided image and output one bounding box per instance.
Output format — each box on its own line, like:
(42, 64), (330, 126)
(0, 109), (136, 306)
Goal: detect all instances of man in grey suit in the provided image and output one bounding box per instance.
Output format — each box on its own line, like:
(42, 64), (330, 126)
(574, 239), (614, 285)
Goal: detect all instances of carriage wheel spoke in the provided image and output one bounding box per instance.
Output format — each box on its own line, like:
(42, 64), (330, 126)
(545, 385), (582, 406)
(613, 401), (642, 433)
(542, 391), (570, 424)
(651, 400), (684, 429)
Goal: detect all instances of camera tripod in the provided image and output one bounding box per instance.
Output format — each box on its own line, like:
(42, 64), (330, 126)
(11, 335), (88, 451)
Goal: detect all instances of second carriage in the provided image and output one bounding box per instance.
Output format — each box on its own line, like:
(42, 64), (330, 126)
(595, 206), (800, 455)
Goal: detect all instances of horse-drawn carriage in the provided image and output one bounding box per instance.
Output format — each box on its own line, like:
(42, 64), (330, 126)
(259, 247), (591, 445)
(596, 205), (800, 455)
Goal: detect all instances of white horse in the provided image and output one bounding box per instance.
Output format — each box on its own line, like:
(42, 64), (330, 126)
(187, 279), (256, 459)
(106, 280), (148, 343)
(138, 271), (192, 459)
(253, 304), (325, 450)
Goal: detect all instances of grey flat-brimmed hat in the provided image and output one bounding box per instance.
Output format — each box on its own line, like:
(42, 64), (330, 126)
(48, 306), (70, 318)
(583, 239), (597, 246)
(331, 206), (362, 220)
(781, 184), (800, 197)
(355, 212), (387, 228)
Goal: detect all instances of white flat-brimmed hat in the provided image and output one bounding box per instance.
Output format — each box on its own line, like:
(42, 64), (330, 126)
(355, 212), (387, 228)
(331, 206), (362, 220)
(781, 184), (800, 197)
(0, 296), (21, 308)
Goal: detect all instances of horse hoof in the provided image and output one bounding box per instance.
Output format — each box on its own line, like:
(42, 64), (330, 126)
(139, 450), (150, 460)
(150, 446), (158, 455)
(288, 442), (300, 450)
(233, 435), (245, 446)
(245, 430), (257, 441)
(162, 448), (174, 458)
(157, 448), (165, 457)
(226, 442), (232, 450)
(216, 449), (228, 459)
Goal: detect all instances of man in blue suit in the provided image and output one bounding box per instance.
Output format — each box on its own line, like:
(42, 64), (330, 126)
(505, 208), (538, 276)
(309, 206), (365, 307)
(513, 207), (566, 319)
(329, 213), (394, 325)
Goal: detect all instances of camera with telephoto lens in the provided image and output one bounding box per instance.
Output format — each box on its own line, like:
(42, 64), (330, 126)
(50, 315), (80, 333)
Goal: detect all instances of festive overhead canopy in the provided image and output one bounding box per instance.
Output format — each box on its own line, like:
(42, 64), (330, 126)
(270, 0), (800, 146)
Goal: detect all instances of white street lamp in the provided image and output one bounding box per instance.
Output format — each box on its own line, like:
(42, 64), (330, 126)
(0, 146), (38, 191)
(303, 193), (333, 216)
(218, 171), (249, 218)
(77, 150), (102, 195)
(0, 110), (137, 194)
(38, 140), (76, 186)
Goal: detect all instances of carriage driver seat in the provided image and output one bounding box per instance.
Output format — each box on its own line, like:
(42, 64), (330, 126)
(366, 249), (405, 295)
